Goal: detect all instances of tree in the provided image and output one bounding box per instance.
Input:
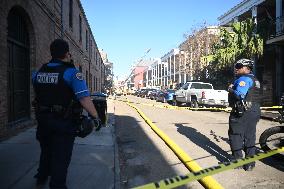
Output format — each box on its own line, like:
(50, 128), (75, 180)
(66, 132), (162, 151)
(180, 23), (219, 80)
(213, 18), (264, 69)
(198, 18), (264, 89)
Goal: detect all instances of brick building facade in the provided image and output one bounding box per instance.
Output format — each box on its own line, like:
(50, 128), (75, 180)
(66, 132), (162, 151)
(0, 0), (104, 137)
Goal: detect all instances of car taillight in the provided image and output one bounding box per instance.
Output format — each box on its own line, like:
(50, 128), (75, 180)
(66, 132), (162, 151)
(202, 91), (206, 99)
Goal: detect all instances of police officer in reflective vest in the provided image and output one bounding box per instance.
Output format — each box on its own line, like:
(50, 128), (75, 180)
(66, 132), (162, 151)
(32, 39), (101, 188)
(228, 59), (261, 171)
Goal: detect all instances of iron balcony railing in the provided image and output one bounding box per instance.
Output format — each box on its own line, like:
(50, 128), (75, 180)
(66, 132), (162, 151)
(259, 16), (284, 39)
(275, 16), (284, 37)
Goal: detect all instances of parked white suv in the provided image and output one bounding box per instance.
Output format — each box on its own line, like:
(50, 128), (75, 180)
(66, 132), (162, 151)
(173, 82), (228, 108)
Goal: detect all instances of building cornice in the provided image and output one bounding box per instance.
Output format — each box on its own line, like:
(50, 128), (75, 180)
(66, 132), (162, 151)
(218, 0), (265, 26)
(77, 0), (100, 50)
(161, 48), (180, 60)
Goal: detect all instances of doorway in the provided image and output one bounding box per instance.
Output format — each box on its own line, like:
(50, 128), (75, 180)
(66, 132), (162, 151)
(7, 7), (30, 123)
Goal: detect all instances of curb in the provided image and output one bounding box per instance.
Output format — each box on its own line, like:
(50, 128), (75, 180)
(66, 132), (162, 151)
(108, 99), (121, 189)
(113, 128), (120, 189)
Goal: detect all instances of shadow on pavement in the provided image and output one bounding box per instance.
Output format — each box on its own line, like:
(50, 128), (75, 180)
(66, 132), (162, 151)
(176, 123), (232, 163)
(0, 112), (116, 189)
(256, 147), (284, 172)
(209, 130), (230, 144)
(115, 115), (189, 189)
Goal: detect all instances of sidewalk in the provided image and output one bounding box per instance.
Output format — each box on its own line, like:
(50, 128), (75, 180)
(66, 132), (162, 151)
(0, 99), (119, 189)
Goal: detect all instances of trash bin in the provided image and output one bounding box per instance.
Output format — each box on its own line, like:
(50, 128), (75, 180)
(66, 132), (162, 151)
(91, 92), (108, 125)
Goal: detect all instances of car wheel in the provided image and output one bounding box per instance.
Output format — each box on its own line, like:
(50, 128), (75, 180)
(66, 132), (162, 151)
(173, 100), (182, 106)
(190, 99), (199, 109)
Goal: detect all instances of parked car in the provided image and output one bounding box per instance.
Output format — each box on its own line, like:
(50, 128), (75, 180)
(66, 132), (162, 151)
(164, 89), (176, 103)
(149, 89), (160, 100)
(135, 89), (144, 97)
(140, 88), (156, 98)
(156, 89), (176, 103)
(174, 83), (184, 90)
(174, 82), (228, 107)
(115, 91), (123, 96)
(156, 90), (166, 102)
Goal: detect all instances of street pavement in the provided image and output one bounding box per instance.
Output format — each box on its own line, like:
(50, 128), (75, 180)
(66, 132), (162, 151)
(115, 95), (284, 189)
(0, 96), (281, 189)
(0, 99), (119, 189)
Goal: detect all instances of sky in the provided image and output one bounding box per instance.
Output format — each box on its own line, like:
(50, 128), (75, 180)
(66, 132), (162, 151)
(80, 0), (242, 79)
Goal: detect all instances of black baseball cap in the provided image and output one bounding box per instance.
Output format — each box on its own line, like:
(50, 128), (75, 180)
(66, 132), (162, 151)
(50, 39), (69, 59)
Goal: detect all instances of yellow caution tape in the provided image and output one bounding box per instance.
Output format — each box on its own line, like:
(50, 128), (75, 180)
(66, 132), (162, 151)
(127, 102), (224, 189)
(116, 98), (284, 188)
(114, 98), (284, 188)
(260, 106), (282, 110)
(133, 147), (284, 189)
(117, 98), (282, 113)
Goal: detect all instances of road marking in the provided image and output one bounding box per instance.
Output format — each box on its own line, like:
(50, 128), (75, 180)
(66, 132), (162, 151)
(133, 147), (284, 189)
(126, 102), (224, 189)
(115, 98), (283, 188)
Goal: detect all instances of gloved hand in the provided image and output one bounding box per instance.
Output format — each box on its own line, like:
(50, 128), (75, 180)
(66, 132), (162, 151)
(228, 84), (234, 93)
(93, 117), (102, 131)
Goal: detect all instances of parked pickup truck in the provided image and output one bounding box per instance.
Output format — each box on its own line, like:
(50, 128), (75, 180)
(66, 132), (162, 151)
(173, 82), (229, 108)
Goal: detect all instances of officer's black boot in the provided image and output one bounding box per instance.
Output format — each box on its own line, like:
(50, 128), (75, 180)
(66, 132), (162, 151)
(243, 162), (255, 171)
(230, 152), (243, 170)
(232, 159), (243, 170)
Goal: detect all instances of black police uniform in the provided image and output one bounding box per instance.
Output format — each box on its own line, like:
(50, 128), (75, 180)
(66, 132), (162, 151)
(228, 74), (261, 168)
(33, 60), (83, 189)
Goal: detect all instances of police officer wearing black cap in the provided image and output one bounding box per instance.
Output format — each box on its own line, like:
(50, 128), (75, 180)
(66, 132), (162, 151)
(228, 58), (261, 171)
(32, 39), (101, 188)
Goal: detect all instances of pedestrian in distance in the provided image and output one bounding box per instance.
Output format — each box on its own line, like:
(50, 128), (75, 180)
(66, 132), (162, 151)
(227, 58), (261, 171)
(32, 39), (102, 189)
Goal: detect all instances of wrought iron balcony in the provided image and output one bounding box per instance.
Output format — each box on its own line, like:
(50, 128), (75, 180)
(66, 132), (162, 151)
(257, 18), (274, 40)
(259, 16), (284, 44)
(275, 16), (284, 37)
(259, 16), (284, 40)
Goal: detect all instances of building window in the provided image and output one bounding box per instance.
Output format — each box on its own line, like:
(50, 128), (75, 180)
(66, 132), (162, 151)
(85, 30), (88, 50)
(79, 15), (82, 42)
(69, 0), (73, 29)
(96, 77), (98, 91)
(90, 73), (93, 92)
(86, 70), (89, 86)
(90, 40), (92, 59)
(94, 76), (96, 91)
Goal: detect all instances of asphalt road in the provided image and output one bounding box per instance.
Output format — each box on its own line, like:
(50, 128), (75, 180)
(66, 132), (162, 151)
(114, 95), (284, 189)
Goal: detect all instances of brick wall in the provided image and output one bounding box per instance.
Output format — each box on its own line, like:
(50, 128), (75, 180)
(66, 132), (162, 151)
(0, 0), (103, 138)
(262, 72), (274, 106)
